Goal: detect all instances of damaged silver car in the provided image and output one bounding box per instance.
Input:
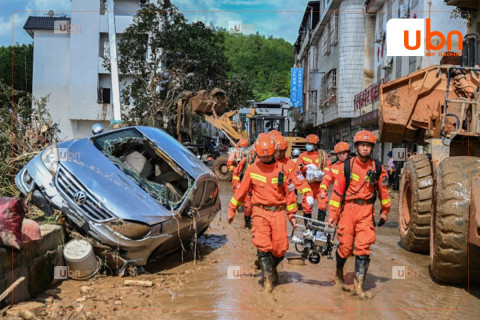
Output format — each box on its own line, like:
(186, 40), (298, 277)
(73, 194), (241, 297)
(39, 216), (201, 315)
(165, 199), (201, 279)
(15, 125), (220, 266)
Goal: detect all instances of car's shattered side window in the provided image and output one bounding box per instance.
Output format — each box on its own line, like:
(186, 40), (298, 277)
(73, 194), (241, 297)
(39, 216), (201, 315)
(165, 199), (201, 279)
(92, 129), (194, 210)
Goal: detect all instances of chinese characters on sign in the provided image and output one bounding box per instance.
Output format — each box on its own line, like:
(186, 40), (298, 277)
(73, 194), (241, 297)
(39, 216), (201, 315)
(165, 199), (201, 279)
(290, 68), (304, 111)
(354, 78), (387, 111)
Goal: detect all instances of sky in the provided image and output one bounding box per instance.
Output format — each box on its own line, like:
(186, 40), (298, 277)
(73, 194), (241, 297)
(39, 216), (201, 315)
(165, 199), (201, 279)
(0, 0), (309, 47)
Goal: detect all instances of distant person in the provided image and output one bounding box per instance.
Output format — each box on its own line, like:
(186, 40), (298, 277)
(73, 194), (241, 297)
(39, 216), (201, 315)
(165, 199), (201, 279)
(387, 151), (395, 188)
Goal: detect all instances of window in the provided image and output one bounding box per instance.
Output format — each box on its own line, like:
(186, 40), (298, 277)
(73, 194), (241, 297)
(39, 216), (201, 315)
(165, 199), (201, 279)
(98, 87), (111, 104)
(322, 28), (330, 55)
(321, 69), (337, 103)
(330, 11), (338, 46)
(409, 56), (416, 73)
(412, 0), (419, 9)
(377, 64), (382, 81)
(395, 57), (402, 79)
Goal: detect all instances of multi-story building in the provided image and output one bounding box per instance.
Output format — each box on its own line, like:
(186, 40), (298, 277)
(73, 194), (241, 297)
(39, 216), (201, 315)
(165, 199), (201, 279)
(295, 0), (368, 150)
(353, 0), (466, 159)
(295, 0), (467, 159)
(23, 0), (144, 140)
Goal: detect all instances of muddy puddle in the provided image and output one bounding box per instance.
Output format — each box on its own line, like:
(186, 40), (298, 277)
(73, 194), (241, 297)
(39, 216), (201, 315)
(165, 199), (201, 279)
(4, 183), (479, 319)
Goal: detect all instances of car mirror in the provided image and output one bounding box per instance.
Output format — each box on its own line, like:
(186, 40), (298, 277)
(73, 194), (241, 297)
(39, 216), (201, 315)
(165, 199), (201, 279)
(92, 123), (105, 135)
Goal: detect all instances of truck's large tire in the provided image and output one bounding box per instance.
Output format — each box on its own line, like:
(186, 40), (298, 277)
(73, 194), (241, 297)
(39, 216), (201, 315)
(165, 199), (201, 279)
(212, 156), (231, 181)
(430, 156), (480, 284)
(398, 154), (433, 253)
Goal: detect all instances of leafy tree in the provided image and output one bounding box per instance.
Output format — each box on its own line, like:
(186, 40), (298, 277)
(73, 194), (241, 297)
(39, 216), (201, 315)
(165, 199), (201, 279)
(0, 44), (34, 95)
(220, 31), (294, 101)
(116, 0), (252, 136)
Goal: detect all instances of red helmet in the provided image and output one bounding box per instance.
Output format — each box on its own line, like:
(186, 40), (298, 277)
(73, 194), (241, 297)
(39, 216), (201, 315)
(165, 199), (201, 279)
(255, 135), (275, 156)
(237, 138), (249, 148)
(273, 135), (288, 151)
(305, 134), (320, 144)
(354, 130), (376, 145)
(268, 130), (282, 138)
(334, 142), (350, 154)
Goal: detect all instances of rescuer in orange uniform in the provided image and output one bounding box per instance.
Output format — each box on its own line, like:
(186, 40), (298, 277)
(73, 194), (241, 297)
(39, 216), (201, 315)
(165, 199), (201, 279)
(273, 135), (314, 207)
(231, 145), (257, 228)
(295, 134), (331, 222)
(227, 138), (249, 172)
(228, 135), (299, 293)
(318, 141), (351, 206)
(327, 131), (391, 297)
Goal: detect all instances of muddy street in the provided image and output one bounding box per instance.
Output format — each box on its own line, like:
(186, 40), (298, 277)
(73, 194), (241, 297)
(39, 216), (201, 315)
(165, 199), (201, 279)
(6, 182), (480, 320)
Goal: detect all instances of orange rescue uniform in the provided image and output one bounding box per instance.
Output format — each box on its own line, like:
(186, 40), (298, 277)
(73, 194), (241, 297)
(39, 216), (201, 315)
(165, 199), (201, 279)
(328, 157), (391, 258)
(228, 160), (306, 257)
(295, 151), (332, 213)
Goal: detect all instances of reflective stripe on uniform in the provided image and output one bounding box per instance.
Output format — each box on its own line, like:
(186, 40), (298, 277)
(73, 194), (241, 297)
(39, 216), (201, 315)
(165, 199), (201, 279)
(331, 169), (339, 174)
(320, 184), (327, 190)
(271, 176), (286, 184)
(302, 157), (313, 163)
(351, 173), (360, 181)
(329, 200), (341, 208)
(286, 203), (297, 211)
(301, 187), (312, 194)
(250, 173), (267, 183)
(230, 197), (243, 207)
(381, 198), (391, 205)
(229, 166), (234, 170)
(233, 176), (240, 181)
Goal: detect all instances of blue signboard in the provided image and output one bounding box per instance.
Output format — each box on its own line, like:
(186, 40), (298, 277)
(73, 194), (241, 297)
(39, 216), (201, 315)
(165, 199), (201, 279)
(290, 68), (303, 112)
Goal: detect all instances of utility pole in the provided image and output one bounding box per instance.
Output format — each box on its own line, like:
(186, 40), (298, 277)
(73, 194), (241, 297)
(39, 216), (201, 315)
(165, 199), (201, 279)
(106, 0), (122, 121)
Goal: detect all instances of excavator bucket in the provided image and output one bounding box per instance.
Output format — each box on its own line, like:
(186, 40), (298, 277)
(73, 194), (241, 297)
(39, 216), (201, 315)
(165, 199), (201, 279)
(378, 65), (480, 144)
(190, 88), (228, 116)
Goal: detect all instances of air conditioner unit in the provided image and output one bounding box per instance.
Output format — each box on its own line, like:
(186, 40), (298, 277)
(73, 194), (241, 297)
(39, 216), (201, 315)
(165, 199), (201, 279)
(139, 0), (150, 6)
(399, 5), (409, 18)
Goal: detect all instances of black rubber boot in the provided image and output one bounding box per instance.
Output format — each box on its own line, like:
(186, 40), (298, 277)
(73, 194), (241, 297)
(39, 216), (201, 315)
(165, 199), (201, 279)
(244, 216), (252, 229)
(335, 250), (347, 285)
(258, 251), (274, 293)
(271, 256), (284, 285)
(354, 255), (370, 298)
(317, 210), (326, 222)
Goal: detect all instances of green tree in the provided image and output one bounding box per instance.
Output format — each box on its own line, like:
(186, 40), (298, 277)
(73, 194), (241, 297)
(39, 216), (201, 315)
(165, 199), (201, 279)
(116, 0), (252, 135)
(0, 44), (34, 94)
(220, 31), (293, 101)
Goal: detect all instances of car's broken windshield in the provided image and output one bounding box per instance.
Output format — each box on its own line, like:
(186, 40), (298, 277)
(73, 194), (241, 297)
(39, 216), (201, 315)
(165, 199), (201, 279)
(92, 128), (192, 210)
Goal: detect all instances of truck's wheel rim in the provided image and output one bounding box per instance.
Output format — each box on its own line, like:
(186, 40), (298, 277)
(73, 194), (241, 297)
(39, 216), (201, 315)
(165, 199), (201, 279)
(402, 181), (412, 231)
(220, 164), (228, 174)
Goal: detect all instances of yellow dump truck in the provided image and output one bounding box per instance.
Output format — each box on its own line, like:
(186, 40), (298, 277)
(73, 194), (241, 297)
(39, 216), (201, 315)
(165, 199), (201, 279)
(379, 62), (480, 284)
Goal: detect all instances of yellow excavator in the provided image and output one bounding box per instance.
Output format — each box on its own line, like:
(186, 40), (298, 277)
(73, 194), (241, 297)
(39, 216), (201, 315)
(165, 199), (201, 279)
(176, 88), (306, 180)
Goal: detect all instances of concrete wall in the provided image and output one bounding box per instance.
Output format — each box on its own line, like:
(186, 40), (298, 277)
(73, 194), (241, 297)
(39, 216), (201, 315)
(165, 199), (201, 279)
(31, 31), (71, 140)
(337, 0), (366, 120)
(0, 225), (65, 307)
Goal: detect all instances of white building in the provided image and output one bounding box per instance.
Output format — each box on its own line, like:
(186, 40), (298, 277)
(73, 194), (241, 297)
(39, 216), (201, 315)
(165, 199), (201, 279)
(24, 0), (143, 140)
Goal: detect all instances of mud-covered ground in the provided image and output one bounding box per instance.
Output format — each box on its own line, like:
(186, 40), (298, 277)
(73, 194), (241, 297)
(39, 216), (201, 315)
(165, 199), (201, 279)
(3, 182), (480, 319)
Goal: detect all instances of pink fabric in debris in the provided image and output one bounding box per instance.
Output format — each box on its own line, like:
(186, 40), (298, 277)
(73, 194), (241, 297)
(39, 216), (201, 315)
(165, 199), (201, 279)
(0, 197), (27, 250)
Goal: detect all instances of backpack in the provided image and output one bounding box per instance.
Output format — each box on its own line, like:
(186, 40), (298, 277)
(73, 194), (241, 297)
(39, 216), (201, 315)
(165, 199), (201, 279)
(340, 157), (383, 207)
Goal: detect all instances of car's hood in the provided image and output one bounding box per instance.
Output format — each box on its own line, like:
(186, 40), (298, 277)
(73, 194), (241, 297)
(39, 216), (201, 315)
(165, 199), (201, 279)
(58, 139), (175, 225)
